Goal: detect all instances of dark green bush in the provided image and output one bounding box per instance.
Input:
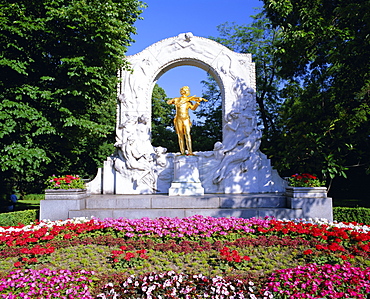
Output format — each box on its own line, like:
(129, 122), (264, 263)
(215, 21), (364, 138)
(0, 209), (38, 227)
(333, 207), (370, 225)
(23, 194), (44, 201)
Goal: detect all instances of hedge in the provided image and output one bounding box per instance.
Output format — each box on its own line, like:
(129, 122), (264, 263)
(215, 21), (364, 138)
(333, 206), (370, 225)
(0, 209), (39, 227)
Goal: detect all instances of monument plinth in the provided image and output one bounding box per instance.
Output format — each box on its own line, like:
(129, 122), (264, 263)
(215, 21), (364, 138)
(169, 155), (204, 196)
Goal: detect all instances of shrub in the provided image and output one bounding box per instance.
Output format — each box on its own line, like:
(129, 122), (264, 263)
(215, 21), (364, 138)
(333, 207), (370, 225)
(23, 194), (45, 201)
(0, 209), (38, 226)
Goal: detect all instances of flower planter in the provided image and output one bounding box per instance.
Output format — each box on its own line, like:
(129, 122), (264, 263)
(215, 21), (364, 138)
(285, 186), (327, 198)
(45, 189), (87, 200)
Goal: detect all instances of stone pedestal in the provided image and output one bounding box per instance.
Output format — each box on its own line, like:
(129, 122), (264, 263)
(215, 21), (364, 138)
(285, 187), (332, 221)
(41, 189), (88, 221)
(285, 187), (327, 198)
(169, 155), (204, 196)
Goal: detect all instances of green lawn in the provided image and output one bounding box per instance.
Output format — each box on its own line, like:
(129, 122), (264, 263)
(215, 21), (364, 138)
(0, 194), (42, 213)
(16, 198), (42, 212)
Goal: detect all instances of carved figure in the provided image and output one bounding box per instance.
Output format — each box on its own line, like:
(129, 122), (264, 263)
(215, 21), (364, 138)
(222, 111), (241, 152)
(137, 114), (155, 157)
(122, 136), (156, 190)
(212, 129), (261, 185)
(167, 86), (207, 155)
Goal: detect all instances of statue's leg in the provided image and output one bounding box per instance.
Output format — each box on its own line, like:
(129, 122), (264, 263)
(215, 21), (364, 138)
(184, 120), (193, 155)
(175, 120), (185, 154)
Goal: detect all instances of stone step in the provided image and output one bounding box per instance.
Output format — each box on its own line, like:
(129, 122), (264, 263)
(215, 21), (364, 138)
(84, 193), (288, 210)
(69, 207), (303, 220)
(41, 193), (332, 222)
(68, 193), (303, 220)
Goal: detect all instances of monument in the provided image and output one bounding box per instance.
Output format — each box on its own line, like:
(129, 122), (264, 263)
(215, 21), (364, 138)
(88, 32), (286, 195)
(40, 33), (333, 221)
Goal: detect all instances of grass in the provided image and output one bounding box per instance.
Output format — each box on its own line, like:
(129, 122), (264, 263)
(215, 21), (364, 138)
(16, 198), (42, 211)
(0, 193), (42, 213)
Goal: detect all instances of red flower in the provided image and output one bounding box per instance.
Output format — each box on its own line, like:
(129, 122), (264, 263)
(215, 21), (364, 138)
(124, 252), (136, 261)
(29, 258), (38, 263)
(327, 242), (345, 252)
(14, 261), (22, 267)
(316, 244), (327, 250)
(63, 234), (72, 239)
(303, 249), (313, 255)
(234, 256), (242, 263)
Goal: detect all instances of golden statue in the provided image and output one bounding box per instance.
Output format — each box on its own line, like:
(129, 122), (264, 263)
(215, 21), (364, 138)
(167, 86), (207, 155)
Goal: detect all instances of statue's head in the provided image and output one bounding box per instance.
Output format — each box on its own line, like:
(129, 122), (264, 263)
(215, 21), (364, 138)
(213, 141), (223, 151)
(180, 86), (190, 96)
(226, 111), (240, 122)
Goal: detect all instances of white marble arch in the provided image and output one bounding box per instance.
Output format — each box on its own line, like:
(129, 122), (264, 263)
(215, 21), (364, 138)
(88, 32), (286, 195)
(117, 32), (256, 142)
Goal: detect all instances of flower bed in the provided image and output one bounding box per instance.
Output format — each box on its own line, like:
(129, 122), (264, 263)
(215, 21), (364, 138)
(0, 216), (369, 298)
(45, 174), (85, 190)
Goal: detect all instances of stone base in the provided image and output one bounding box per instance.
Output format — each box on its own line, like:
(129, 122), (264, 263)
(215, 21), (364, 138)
(45, 189), (87, 200)
(285, 187), (327, 198)
(168, 182), (204, 196)
(38, 193), (333, 222)
(41, 189), (88, 221)
(168, 155), (205, 196)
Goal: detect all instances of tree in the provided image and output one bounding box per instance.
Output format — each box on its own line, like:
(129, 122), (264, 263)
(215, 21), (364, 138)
(0, 0), (145, 193)
(263, 0), (370, 185)
(151, 84), (177, 152)
(211, 14), (284, 138)
(197, 12), (285, 151)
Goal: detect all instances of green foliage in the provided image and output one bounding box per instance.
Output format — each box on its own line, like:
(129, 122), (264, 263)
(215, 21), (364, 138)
(202, 4), (370, 193)
(151, 84), (177, 152)
(0, 209), (38, 227)
(22, 194), (44, 201)
(263, 0), (370, 184)
(0, 0), (145, 193)
(211, 13), (284, 138)
(199, 12), (286, 151)
(333, 207), (370, 225)
(192, 95), (223, 151)
(49, 244), (113, 274)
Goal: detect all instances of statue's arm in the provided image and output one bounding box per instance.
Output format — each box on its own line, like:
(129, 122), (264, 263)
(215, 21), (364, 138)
(194, 97), (208, 103)
(189, 101), (200, 111)
(189, 97), (207, 111)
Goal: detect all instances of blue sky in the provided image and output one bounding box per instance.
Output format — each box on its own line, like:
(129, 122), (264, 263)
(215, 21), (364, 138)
(126, 0), (263, 99)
